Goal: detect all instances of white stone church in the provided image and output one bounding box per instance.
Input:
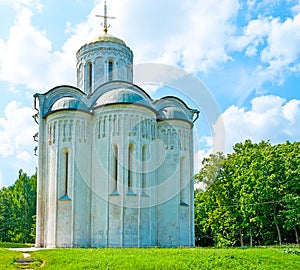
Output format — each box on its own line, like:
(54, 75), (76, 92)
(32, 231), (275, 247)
(34, 6), (198, 248)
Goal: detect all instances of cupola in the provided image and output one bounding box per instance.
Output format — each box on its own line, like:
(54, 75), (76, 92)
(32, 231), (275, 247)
(76, 2), (133, 95)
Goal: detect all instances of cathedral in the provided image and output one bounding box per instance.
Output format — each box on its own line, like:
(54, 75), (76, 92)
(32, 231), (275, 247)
(34, 3), (198, 248)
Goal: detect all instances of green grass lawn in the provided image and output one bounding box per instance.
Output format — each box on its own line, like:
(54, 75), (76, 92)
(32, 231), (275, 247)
(0, 242), (34, 248)
(0, 244), (300, 269)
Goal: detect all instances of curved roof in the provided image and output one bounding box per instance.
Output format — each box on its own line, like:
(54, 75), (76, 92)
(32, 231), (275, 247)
(91, 34), (126, 46)
(50, 97), (89, 113)
(94, 88), (153, 109)
(155, 97), (195, 123)
(36, 84), (198, 123)
(158, 106), (191, 122)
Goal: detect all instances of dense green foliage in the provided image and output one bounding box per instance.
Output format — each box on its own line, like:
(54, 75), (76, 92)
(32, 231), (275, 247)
(0, 170), (37, 243)
(195, 140), (300, 247)
(1, 246), (300, 269)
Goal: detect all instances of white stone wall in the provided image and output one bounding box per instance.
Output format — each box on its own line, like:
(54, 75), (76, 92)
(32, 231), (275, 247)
(37, 102), (194, 248)
(91, 105), (157, 247)
(156, 120), (194, 247)
(39, 111), (92, 248)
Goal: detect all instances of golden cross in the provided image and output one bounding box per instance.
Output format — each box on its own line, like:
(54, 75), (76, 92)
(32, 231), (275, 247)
(96, 1), (116, 34)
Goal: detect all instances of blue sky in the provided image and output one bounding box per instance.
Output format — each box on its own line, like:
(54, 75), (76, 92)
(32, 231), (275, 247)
(0, 0), (300, 187)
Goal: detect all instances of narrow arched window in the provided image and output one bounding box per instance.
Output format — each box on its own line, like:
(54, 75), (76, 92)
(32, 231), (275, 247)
(113, 144), (118, 191)
(77, 63), (83, 89)
(128, 144), (133, 190)
(87, 62), (92, 94)
(64, 151), (69, 195)
(108, 60), (113, 81)
(142, 145), (146, 190)
(59, 149), (71, 201)
(53, 122), (56, 144)
(127, 65), (131, 81)
(180, 157), (184, 202)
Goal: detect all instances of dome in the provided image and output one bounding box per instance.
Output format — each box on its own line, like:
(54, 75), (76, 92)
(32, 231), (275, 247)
(94, 88), (152, 108)
(158, 106), (192, 122)
(90, 34), (126, 46)
(50, 97), (89, 113)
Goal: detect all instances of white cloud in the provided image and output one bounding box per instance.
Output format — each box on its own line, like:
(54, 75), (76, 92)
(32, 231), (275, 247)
(292, 2), (300, 13)
(0, 8), (75, 91)
(261, 14), (300, 69)
(0, 0), (298, 99)
(105, 0), (240, 73)
(194, 136), (213, 174)
(247, 0), (257, 10)
(216, 95), (300, 152)
(0, 100), (37, 186)
(110, 0), (300, 100)
(165, 0), (239, 72)
(0, 100), (37, 157)
(251, 94), (284, 112)
(0, 2), (298, 109)
(282, 99), (300, 125)
(245, 45), (257, 57)
(230, 17), (271, 53)
(16, 151), (32, 163)
(228, 6), (300, 102)
(194, 149), (207, 173)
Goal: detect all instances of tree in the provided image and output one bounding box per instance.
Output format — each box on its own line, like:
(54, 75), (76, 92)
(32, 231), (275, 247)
(194, 152), (225, 188)
(194, 140), (300, 247)
(278, 142), (300, 244)
(0, 170), (37, 243)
